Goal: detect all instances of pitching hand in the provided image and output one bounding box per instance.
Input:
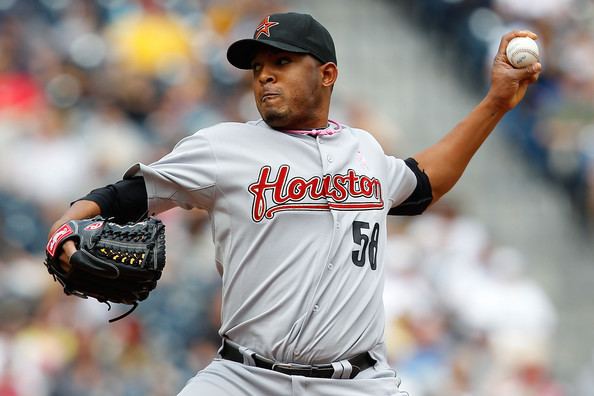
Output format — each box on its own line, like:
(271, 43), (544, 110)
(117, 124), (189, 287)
(488, 31), (541, 111)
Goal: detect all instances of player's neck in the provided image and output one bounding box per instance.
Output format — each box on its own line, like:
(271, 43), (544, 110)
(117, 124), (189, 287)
(280, 120), (343, 136)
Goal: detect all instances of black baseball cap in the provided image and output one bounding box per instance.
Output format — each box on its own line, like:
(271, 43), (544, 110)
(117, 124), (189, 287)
(227, 12), (337, 70)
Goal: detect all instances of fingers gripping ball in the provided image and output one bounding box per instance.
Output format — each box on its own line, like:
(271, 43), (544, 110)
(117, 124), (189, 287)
(506, 37), (539, 68)
(45, 217), (166, 322)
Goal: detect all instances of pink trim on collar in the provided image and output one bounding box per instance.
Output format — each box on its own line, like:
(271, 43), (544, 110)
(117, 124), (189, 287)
(281, 120), (343, 136)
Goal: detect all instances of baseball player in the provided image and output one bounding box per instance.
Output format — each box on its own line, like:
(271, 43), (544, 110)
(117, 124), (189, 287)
(48, 12), (540, 396)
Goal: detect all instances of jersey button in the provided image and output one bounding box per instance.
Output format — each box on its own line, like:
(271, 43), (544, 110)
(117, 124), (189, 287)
(327, 154), (334, 163)
(313, 304), (320, 312)
(328, 263), (334, 270)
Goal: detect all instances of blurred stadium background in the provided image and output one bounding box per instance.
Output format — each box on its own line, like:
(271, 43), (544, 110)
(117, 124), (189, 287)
(0, 0), (593, 395)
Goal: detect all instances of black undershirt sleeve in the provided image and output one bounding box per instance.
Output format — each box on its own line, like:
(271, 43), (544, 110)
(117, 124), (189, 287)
(75, 176), (148, 224)
(388, 157), (433, 216)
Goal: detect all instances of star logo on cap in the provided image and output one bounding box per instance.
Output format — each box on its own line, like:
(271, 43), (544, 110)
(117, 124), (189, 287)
(255, 16), (279, 39)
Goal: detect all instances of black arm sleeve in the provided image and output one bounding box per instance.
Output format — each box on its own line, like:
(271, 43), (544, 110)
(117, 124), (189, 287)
(388, 157), (433, 216)
(74, 176), (148, 224)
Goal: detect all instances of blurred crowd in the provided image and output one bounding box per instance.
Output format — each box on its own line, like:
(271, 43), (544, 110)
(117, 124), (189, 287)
(385, 208), (563, 395)
(0, 0), (586, 395)
(400, 0), (594, 229)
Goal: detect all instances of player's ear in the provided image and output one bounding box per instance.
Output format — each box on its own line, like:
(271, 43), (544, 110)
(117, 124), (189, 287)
(320, 62), (338, 88)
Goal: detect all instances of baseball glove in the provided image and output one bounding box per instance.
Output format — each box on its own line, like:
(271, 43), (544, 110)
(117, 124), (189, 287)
(45, 216), (166, 322)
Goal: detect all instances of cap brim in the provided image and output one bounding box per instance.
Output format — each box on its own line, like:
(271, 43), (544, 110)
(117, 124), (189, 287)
(227, 39), (309, 69)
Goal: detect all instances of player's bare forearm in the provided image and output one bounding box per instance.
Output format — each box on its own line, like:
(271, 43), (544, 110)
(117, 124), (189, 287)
(412, 96), (507, 202)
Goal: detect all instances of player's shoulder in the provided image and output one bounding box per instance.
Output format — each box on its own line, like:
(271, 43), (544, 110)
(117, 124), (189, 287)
(344, 124), (372, 137)
(168, 121), (265, 152)
(192, 120), (270, 138)
(341, 124), (384, 150)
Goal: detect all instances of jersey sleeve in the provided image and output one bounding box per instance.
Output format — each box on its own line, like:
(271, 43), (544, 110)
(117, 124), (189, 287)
(388, 157), (433, 215)
(384, 156), (433, 216)
(123, 131), (217, 215)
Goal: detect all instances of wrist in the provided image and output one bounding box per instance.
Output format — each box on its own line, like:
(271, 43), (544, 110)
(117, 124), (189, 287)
(481, 94), (512, 116)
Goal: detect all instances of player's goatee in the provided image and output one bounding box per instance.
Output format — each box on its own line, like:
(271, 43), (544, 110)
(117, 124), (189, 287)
(261, 110), (289, 128)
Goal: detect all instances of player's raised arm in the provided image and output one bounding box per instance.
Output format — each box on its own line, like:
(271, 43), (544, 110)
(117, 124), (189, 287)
(412, 30), (541, 203)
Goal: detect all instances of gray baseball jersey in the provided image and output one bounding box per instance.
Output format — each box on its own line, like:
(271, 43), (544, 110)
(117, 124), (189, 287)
(125, 119), (418, 381)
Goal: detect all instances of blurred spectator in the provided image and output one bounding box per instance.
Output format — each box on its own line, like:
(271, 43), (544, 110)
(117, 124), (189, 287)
(106, 0), (193, 77)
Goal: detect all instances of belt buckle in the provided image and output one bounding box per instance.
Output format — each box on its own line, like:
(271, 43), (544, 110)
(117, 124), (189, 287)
(272, 362), (313, 377)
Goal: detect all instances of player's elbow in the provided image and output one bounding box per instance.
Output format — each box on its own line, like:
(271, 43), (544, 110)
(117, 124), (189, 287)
(424, 169), (463, 205)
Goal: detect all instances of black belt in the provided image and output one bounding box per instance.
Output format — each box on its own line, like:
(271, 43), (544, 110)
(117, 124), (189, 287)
(220, 338), (376, 379)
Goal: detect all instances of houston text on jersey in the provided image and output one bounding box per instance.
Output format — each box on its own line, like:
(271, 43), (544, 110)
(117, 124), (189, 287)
(248, 165), (384, 222)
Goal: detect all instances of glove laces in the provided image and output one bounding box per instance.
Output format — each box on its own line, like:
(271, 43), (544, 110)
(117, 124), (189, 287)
(106, 301), (139, 323)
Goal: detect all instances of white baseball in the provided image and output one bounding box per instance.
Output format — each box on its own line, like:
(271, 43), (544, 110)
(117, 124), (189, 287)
(506, 37), (539, 68)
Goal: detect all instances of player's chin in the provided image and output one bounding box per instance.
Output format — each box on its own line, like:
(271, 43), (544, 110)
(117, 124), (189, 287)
(260, 109), (291, 129)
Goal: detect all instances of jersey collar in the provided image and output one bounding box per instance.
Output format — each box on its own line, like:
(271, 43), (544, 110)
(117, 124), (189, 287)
(279, 120), (343, 136)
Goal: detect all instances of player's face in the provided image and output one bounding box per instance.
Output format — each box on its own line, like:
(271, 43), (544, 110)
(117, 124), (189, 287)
(251, 49), (328, 129)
